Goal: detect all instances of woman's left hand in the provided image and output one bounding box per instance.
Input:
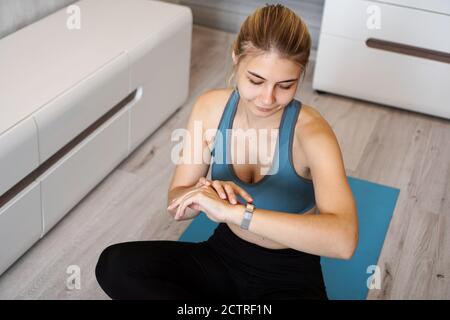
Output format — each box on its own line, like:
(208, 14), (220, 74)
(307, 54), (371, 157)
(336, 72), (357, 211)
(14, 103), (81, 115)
(167, 184), (231, 223)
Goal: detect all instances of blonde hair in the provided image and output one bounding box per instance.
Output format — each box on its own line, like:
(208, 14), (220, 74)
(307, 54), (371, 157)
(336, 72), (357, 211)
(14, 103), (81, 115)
(227, 4), (312, 88)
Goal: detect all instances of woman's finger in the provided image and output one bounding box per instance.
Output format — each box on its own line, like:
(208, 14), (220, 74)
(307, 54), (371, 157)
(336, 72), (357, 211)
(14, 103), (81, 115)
(194, 181), (203, 187)
(211, 180), (228, 200)
(223, 184), (237, 204)
(174, 199), (181, 219)
(167, 200), (178, 210)
(225, 181), (253, 203)
(195, 177), (210, 188)
(168, 193), (187, 210)
(199, 177), (211, 186)
(171, 185), (202, 210)
(234, 184), (253, 203)
(175, 197), (186, 220)
(174, 192), (191, 218)
(176, 195), (195, 220)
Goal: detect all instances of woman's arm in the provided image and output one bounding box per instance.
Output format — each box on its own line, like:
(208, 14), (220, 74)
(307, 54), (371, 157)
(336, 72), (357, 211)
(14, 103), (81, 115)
(166, 91), (216, 218)
(225, 115), (358, 259)
(225, 205), (357, 259)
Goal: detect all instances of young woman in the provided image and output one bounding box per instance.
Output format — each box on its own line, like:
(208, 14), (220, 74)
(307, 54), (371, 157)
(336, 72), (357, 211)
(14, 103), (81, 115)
(95, 4), (358, 300)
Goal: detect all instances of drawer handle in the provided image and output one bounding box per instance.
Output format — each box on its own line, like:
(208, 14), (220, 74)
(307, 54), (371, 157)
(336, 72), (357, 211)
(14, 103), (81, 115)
(0, 87), (141, 209)
(366, 38), (450, 64)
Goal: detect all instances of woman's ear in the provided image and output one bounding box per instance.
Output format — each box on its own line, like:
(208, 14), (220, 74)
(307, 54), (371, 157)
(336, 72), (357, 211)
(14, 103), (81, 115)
(232, 51), (237, 65)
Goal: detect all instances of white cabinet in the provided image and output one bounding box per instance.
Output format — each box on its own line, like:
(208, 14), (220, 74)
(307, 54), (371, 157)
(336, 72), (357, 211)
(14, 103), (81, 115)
(313, 0), (450, 119)
(0, 182), (42, 276)
(0, 118), (39, 196)
(33, 54), (130, 163)
(0, 0), (192, 276)
(128, 12), (192, 151)
(39, 104), (131, 235)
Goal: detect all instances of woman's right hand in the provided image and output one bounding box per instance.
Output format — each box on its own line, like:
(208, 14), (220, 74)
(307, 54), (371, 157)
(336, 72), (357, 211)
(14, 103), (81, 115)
(167, 177), (253, 220)
(196, 177), (253, 205)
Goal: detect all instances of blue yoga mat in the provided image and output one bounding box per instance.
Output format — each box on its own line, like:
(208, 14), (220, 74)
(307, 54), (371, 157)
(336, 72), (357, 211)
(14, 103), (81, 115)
(179, 176), (400, 300)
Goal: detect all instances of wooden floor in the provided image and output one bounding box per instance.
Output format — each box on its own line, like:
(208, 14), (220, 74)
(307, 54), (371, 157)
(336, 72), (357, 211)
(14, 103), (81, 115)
(0, 25), (449, 300)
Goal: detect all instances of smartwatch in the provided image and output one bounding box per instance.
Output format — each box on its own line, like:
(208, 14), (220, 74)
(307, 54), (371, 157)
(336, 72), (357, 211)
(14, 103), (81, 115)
(240, 203), (255, 230)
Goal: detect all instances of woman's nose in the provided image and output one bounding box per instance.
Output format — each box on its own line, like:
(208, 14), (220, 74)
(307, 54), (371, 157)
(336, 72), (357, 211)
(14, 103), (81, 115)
(261, 86), (275, 106)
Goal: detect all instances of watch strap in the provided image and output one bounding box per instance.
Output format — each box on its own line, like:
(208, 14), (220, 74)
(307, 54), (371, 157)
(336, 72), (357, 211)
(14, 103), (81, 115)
(240, 203), (255, 230)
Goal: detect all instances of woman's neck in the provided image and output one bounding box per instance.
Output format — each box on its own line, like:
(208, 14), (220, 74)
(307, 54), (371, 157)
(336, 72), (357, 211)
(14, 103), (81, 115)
(236, 100), (284, 130)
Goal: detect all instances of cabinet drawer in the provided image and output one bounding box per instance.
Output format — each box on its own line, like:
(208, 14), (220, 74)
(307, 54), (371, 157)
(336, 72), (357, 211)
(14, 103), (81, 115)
(128, 13), (191, 151)
(39, 105), (130, 235)
(0, 182), (41, 275)
(33, 54), (129, 163)
(380, 0), (450, 14)
(321, 0), (450, 53)
(0, 118), (39, 196)
(313, 33), (450, 119)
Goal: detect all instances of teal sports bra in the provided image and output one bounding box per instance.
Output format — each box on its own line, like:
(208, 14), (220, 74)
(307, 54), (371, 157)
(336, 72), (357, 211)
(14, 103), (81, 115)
(210, 89), (316, 214)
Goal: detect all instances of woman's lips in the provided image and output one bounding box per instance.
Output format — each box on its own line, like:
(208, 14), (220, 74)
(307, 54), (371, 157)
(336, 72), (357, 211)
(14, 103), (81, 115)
(256, 105), (273, 112)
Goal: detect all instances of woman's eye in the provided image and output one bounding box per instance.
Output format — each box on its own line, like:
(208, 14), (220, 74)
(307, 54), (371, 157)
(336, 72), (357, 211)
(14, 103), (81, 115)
(249, 79), (262, 85)
(248, 79), (292, 90)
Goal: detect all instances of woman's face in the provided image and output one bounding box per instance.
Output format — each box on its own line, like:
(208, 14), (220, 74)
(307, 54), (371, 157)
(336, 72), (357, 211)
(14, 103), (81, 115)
(233, 51), (302, 117)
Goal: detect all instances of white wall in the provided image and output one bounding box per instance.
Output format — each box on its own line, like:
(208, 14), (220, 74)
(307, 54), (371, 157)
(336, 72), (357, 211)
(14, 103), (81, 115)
(162, 0), (324, 49)
(0, 0), (77, 39)
(1, 0), (325, 48)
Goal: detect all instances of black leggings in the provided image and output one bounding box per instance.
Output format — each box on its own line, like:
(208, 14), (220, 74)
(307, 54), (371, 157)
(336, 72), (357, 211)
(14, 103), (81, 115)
(95, 223), (328, 300)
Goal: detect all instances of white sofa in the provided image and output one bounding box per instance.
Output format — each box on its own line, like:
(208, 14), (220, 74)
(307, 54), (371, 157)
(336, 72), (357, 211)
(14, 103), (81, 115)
(313, 0), (450, 119)
(0, 0), (192, 276)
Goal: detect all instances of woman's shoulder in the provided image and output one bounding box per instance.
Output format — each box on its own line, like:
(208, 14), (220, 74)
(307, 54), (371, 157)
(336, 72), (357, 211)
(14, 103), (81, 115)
(294, 104), (342, 174)
(295, 104), (336, 145)
(195, 87), (234, 130)
(199, 87), (234, 108)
